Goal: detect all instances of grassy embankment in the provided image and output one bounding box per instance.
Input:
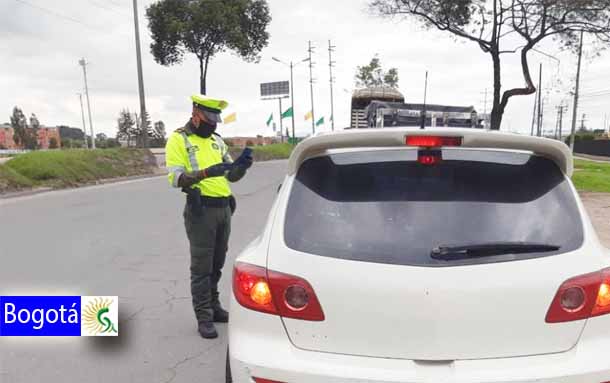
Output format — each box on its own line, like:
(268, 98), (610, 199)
(0, 148), (157, 194)
(5, 145), (606, 194)
(229, 143), (294, 162)
(573, 159), (610, 193)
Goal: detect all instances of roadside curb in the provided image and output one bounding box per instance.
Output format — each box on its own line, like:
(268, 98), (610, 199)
(0, 172), (165, 200)
(575, 154), (610, 163)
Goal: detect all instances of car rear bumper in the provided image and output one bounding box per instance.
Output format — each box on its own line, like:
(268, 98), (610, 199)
(229, 308), (610, 383)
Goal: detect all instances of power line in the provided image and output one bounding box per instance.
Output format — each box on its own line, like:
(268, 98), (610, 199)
(13, 0), (102, 32)
(106, 0), (127, 8)
(87, 0), (130, 15)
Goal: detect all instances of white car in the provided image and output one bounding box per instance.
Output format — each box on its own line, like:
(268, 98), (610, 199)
(227, 128), (610, 383)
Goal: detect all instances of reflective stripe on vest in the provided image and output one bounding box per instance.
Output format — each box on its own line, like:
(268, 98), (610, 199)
(212, 134), (232, 162)
(168, 165), (185, 187)
(180, 132), (200, 172)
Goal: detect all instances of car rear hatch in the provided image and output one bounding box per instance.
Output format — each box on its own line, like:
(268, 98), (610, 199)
(267, 146), (594, 360)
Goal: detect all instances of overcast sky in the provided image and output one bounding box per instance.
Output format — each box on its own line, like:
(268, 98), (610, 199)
(1, 0), (609, 139)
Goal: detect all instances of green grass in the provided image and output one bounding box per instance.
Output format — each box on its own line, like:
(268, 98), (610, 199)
(573, 159), (610, 193)
(229, 143), (294, 161)
(0, 148), (157, 193)
(0, 164), (33, 192)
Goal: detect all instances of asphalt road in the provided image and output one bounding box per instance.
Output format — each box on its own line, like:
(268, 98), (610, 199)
(0, 160), (287, 383)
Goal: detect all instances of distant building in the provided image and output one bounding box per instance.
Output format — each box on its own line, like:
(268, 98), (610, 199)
(0, 125), (17, 149)
(0, 124), (61, 149)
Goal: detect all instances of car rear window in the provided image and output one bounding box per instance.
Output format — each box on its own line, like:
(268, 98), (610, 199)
(284, 149), (584, 267)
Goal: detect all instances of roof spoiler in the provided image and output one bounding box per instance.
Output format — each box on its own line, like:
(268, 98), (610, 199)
(288, 128), (573, 176)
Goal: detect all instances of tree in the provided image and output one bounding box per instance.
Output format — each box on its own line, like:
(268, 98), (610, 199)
(117, 109), (136, 147)
(137, 111), (154, 148)
(10, 107), (37, 150)
(153, 120), (166, 139)
(95, 133), (108, 148)
(150, 120), (167, 148)
(29, 113), (41, 130)
(49, 137), (58, 149)
(146, 0), (272, 94)
(370, 0), (610, 130)
(355, 56), (400, 88)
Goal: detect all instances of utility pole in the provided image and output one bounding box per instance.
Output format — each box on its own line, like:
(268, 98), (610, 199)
(77, 93), (87, 146)
(536, 63), (543, 137)
(308, 41), (316, 135)
(328, 40), (336, 132)
(530, 88), (538, 136)
(483, 88), (488, 129)
(581, 113), (586, 131)
(420, 71), (428, 130)
(570, 30), (585, 152)
(132, 0), (148, 148)
(78, 58), (95, 149)
(553, 104), (563, 141)
(558, 104), (565, 140)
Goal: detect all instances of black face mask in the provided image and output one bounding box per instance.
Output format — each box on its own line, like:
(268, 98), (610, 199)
(194, 120), (216, 138)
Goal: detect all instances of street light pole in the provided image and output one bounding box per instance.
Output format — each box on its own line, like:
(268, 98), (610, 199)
(278, 98), (283, 143)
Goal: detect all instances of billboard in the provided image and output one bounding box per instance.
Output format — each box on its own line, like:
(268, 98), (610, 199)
(260, 81), (289, 98)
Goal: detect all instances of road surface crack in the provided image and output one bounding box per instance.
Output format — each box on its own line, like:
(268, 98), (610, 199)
(161, 343), (218, 383)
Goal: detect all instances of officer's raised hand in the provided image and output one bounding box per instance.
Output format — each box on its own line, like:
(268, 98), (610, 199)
(234, 148), (253, 170)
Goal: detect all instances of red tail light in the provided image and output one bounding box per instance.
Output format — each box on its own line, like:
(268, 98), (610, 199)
(253, 378), (285, 383)
(546, 268), (610, 323)
(233, 262), (325, 321)
(406, 136), (462, 147)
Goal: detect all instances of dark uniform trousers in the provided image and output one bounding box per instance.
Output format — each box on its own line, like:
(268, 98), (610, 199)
(183, 203), (231, 324)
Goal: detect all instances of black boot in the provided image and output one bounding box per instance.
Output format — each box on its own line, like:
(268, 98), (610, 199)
(213, 306), (229, 323)
(198, 322), (218, 339)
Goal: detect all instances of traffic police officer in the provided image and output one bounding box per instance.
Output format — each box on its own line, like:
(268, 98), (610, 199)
(165, 94), (253, 339)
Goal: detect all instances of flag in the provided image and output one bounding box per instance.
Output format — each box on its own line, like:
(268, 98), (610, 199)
(266, 113), (273, 127)
(223, 112), (236, 124)
(281, 107), (293, 119)
(304, 111), (313, 121)
(316, 117), (325, 127)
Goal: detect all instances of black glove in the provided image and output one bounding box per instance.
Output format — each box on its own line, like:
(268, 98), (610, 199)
(201, 163), (231, 178)
(234, 148), (253, 170)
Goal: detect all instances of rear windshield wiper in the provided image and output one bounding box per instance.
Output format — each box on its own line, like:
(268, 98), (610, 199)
(430, 242), (561, 261)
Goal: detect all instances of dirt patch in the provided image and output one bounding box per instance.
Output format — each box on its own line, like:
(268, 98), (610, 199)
(581, 192), (610, 247)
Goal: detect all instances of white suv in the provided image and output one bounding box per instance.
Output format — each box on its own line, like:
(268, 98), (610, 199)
(227, 128), (610, 383)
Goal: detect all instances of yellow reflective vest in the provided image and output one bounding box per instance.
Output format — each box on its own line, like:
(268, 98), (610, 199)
(165, 125), (233, 197)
